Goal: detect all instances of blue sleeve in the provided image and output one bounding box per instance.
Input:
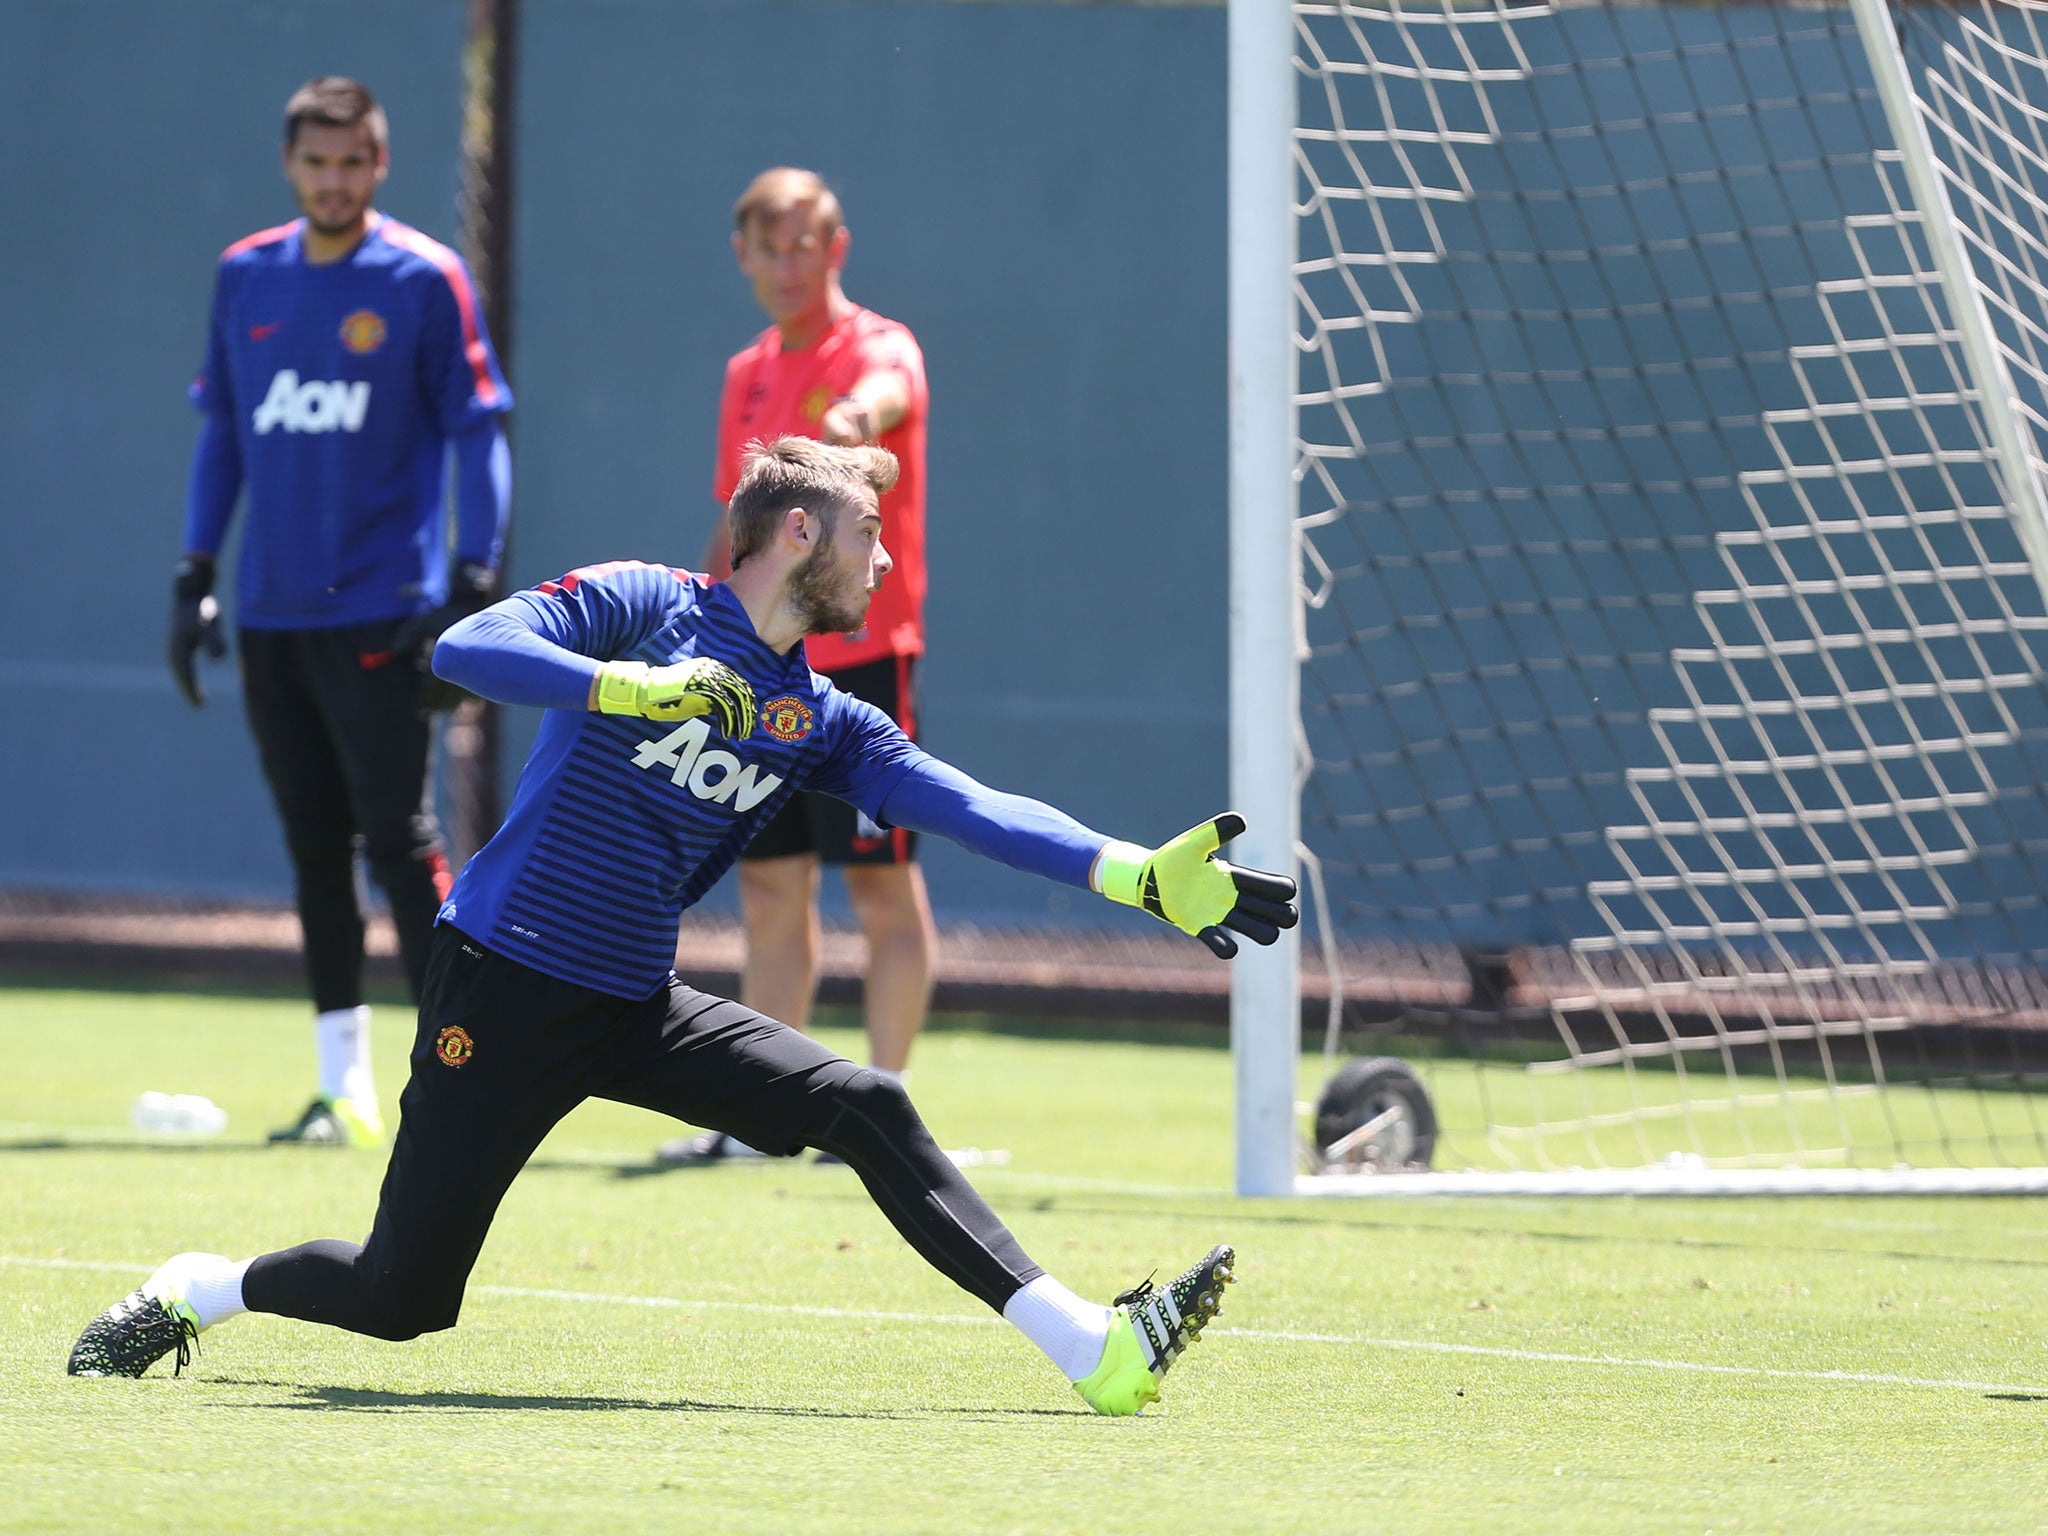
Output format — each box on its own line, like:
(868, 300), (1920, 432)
(433, 561), (688, 709)
(418, 257), (512, 435)
(806, 695), (1108, 889)
(180, 412), (241, 557)
(803, 694), (925, 817)
(451, 421), (510, 568)
(188, 261), (234, 416)
(434, 608), (595, 709)
(877, 757), (1109, 891)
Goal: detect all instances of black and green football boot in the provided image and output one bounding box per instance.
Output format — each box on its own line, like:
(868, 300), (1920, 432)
(1074, 1243), (1236, 1416)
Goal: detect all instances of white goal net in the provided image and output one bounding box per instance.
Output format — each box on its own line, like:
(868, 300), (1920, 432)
(1230, 0), (2048, 1193)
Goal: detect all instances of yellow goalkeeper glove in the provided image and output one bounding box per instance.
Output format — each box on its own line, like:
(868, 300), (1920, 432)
(591, 658), (758, 739)
(1095, 812), (1299, 959)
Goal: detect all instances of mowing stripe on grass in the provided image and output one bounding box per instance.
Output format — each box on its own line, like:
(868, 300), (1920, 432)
(9, 1253), (2040, 1397)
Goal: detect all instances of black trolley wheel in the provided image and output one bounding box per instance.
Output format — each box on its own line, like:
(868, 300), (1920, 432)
(1313, 1055), (1437, 1171)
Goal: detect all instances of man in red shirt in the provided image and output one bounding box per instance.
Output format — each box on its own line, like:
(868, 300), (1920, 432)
(661, 168), (935, 1164)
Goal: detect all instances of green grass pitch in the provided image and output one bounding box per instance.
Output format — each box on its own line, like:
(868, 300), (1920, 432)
(4, 982), (2048, 1534)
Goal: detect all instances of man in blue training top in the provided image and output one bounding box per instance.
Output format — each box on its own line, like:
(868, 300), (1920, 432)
(170, 77), (514, 1149)
(73, 437), (1296, 1417)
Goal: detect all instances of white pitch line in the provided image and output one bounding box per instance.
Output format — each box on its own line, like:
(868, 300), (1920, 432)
(7, 1254), (2041, 1397)
(1209, 1324), (2048, 1395)
(3, 1257), (148, 1274)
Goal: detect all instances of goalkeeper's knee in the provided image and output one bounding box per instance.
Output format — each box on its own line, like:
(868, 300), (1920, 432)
(806, 1067), (925, 1167)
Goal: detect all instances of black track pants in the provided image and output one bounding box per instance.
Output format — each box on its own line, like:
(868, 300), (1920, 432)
(241, 622), (448, 1010)
(243, 928), (1044, 1340)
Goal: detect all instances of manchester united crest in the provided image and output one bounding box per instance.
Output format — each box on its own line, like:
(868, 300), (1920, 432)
(761, 695), (815, 743)
(801, 386), (831, 422)
(339, 309), (388, 354)
(435, 1024), (475, 1068)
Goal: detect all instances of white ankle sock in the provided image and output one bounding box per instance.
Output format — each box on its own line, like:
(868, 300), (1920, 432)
(163, 1254), (253, 1330)
(315, 1005), (374, 1105)
(1003, 1275), (1114, 1381)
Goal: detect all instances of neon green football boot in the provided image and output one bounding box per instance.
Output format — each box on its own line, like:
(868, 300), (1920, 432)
(66, 1253), (218, 1378)
(1074, 1244), (1236, 1416)
(268, 1094), (383, 1148)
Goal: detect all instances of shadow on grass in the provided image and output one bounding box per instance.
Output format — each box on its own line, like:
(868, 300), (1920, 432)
(0, 1137), (277, 1156)
(0, 970), (414, 1006)
(1984, 1392), (2048, 1403)
(604, 1156), (810, 1181)
(213, 1377), (1080, 1420)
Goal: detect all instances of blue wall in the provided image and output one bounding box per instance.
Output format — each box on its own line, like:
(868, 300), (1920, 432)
(507, 0), (1228, 921)
(15, 0), (2048, 962)
(0, 0), (468, 898)
(0, 0), (1227, 928)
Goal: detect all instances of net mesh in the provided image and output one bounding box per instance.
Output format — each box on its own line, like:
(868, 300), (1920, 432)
(1293, 0), (2048, 1173)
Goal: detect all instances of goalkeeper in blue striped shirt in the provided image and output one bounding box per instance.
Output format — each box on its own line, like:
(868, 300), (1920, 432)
(69, 437), (1297, 1417)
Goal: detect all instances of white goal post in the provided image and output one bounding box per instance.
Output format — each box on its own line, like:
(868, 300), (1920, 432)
(1229, 0), (2048, 1195)
(1230, 0), (1305, 1197)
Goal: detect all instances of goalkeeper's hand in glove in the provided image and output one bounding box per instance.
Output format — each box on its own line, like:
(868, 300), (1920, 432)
(168, 555), (228, 708)
(392, 560), (498, 712)
(591, 657), (758, 740)
(1096, 812), (1299, 959)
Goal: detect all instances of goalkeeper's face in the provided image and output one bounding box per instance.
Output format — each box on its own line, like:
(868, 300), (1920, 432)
(283, 121), (386, 237)
(789, 497), (891, 636)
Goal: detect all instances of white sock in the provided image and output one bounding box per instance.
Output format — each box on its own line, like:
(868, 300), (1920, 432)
(1003, 1275), (1114, 1381)
(158, 1253), (253, 1331)
(315, 1005), (375, 1105)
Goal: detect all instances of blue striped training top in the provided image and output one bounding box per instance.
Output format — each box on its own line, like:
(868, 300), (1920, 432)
(187, 214), (512, 629)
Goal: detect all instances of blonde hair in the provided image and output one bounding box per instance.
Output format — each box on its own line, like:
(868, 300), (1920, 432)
(733, 167), (843, 239)
(728, 436), (898, 569)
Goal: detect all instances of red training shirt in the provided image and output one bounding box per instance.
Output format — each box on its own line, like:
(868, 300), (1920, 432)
(714, 306), (929, 672)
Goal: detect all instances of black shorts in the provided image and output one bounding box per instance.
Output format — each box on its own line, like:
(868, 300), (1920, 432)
(742, 652), (919, 866)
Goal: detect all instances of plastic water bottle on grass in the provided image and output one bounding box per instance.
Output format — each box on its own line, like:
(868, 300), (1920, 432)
(130, 1092), (228, 1137)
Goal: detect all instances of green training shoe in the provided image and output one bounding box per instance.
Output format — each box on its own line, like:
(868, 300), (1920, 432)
(66, 1253), (219, 1378)
(1074, 1243), (1236, 1416)
(268, 1094), (383, 1148)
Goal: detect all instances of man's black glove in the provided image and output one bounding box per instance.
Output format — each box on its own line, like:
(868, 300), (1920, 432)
(168, 555), (228, 707)
(393, 559), (497, 712)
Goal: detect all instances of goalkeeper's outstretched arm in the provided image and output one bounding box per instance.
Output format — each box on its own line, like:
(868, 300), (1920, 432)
(878, 758), (1298, 958)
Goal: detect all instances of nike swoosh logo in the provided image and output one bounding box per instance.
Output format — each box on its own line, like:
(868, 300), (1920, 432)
(249, 322), (282, 341)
